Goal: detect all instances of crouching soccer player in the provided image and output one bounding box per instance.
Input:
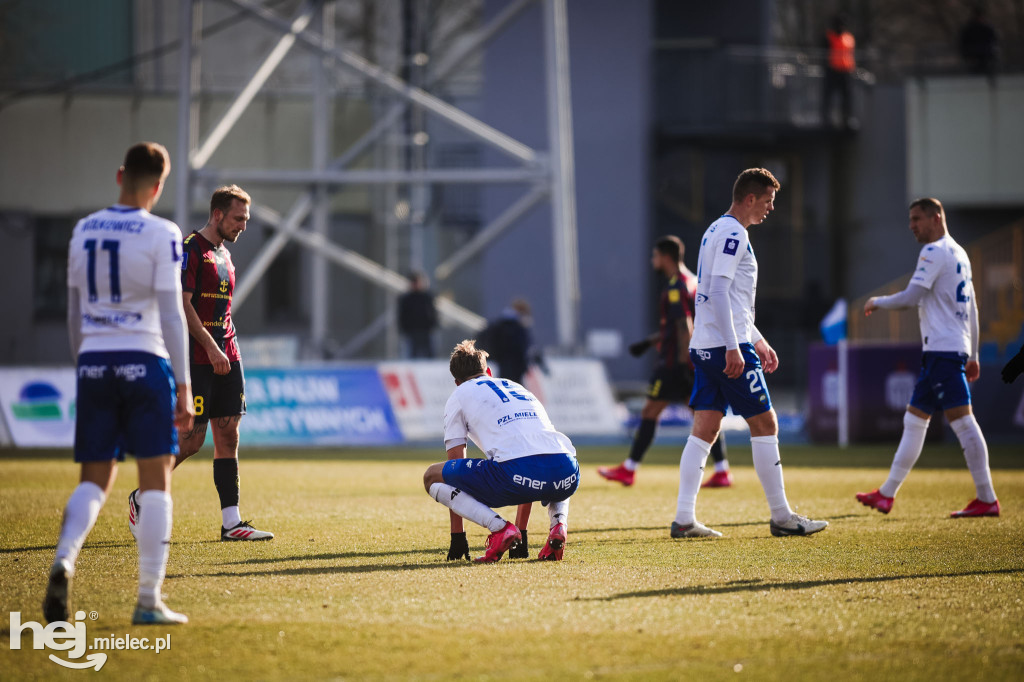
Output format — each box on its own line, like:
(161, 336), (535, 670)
(424, 340), (580, 563)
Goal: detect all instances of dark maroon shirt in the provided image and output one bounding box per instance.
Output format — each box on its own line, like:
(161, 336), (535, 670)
(181, 230), (240, 365)
(657, 275), (692, 368)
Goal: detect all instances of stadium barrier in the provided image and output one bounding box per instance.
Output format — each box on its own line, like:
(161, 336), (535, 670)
(0, 359), (624, 448)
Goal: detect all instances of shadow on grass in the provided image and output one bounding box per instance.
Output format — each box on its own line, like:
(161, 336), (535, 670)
(220, 547), (441, 565)
(571, 514), (862, 535)
(169, 557), (479, 579)
(0, 540), (132, 554)
(583, 567), (1024, 601)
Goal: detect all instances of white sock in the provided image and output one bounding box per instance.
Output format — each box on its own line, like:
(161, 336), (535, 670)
(429, 483), (506, 532)
(547, 500), (569, 530)
(714, 459), (729, 473)
(221, 505), (242, 529)
(674, 436), (711, 526)
(950, 415), (997, 503)
(622, 459), (638, 472)
(879, 412), (930, 498)
(751, 435), (792, 523)
(137, 490), (173, 609)
(54, 482), (106, 568)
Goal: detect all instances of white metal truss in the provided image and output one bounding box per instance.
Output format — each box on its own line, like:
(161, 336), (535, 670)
(174, 0), (580, 355)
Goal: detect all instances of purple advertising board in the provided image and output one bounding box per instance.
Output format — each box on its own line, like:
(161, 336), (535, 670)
(808, 343), (944, 443)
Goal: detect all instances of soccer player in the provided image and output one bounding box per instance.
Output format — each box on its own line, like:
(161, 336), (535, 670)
(598, 236), (731, 488)
(424, 340), (580, 563)
(45, 142), (193, 625)
(672, 168), (828, 539)
(128, 185), (273, 541)
(856, 198), (999, 517)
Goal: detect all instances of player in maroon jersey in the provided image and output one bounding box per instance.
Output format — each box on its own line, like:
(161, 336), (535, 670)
(129, 185), (273, 541)
(598, 236), (731, 487)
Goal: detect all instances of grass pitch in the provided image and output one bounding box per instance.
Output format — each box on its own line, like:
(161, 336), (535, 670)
(1, 443), (1022, 681)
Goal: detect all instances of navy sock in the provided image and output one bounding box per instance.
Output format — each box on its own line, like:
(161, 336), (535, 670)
(213, 458), (240, 510)
(627, 419), (657, 464)
(709, 433), (727, 464)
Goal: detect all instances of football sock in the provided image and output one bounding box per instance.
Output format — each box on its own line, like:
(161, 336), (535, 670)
(751, 435), (793, 523)
(137, 490), (172, 609)
(674, 435), (711, 526)
(950, 414), (997, 503)
(429, 483), (506, 532)
(213, 458), (242, 527)
(879, 412), (929, 498)
(547, 500), (569, 530)
(54, 482), (106, 568)
(626, 418), (657, 466)
(622, 458), (638, 472)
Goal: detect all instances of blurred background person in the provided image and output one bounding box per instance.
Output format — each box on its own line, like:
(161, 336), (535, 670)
(397, 271), (438, 359)
(822, 13), (857, 130)
(477, 298), (542, 385)
(960, 5), (999, 78)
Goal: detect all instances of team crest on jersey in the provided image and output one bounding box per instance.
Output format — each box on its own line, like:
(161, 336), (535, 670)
(724, 238), (739, 255)
(668, 289), (680, 303)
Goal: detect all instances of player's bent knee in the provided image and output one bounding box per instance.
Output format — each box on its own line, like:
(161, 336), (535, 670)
(423, 463), (445, 493)
(746, 409), (778, 438)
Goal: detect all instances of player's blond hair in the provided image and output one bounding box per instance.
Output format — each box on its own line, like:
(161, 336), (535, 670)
(210, 184), (251, 217)
(449, 340), (488, 383)
(733, 168), (781, 203)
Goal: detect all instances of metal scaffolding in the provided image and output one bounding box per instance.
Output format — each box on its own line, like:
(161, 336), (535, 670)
(174, 0), (580, 356)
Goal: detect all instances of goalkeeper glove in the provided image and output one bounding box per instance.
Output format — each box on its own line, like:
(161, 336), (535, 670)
(447, 532), (470, 561)
(508, 529), (529, 559)
(1002, 345), (1024, 384)
(628, 339), (653, 357)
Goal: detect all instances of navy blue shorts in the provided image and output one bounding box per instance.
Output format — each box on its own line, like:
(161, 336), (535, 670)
(909, 351), (971, 414)
(442, 453), (580, 508)
(690, 343), (772, 418)
(74, 351), (179, 462)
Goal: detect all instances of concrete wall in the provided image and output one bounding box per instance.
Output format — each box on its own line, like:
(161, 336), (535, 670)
(479, 0), (652, 382)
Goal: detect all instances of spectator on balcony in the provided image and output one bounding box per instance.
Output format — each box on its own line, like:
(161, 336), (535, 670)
(960, 5), (998, 78)
(822, 13), (857, 131)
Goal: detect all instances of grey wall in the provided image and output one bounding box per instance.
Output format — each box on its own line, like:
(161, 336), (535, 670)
(480, 0), (652, 382)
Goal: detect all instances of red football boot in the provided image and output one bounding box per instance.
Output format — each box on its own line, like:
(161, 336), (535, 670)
(701, 470), (734, 488)
(856, 489), (894, 514)
(597, 464), (635, 486)
(538, 523), (566, 561)
(474, 522), (521, 563)
(950, 498), (1000, 518)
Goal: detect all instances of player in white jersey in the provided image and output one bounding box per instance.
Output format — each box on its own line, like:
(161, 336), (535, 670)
(423, 340), (580, 562)
(672, 168), (829, 539)
(857, 198), (999, 517)
(44, 142), (194, 626)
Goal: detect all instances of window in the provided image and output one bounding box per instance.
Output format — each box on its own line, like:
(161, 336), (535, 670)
(34, 217), (75, 320)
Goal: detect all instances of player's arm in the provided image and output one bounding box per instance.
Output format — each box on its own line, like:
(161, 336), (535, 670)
(1002, 343), (1024, 384)
(628, 332), (659, 357)
(443, 441), (470, 559)
(965, 295), (981, 382)
(864, 283), (927, 315)
(709, 274), (743, 378)
(66, 287), (83, 359)
(751, 325), (779, 374)
(674, 316), (693, 365)
(158, 290), (195, 431)
(181, 291), (231, 375)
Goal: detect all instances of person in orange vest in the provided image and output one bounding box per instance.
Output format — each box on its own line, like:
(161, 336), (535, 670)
(822, 14), (857, 130)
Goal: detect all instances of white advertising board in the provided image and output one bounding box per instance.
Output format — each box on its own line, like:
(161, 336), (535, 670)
(0, 368), (77, 447)
(378, 358), (624, 442)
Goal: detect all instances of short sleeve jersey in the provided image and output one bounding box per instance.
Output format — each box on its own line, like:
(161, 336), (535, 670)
(657, 275), (691, 368)
(443, 376), (576, 462)
(67, 205), (184, 357)
(909, 234), (974, 355)
(181, 230), (241, 364)
(690, 215), (758, 350)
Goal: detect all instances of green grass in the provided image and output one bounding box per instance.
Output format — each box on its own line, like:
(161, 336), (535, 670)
(1, 444), (1022, 681)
